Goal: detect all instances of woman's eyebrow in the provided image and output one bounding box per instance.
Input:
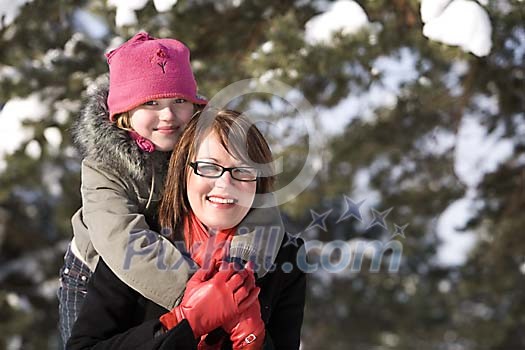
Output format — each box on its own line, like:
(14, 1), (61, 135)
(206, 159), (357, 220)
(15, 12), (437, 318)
(196, 157), (219, 162)
(196, 157), (249, 167)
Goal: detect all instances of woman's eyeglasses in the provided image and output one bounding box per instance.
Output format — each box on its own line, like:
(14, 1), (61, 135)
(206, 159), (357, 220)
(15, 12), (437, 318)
(189, 161), (258, 182)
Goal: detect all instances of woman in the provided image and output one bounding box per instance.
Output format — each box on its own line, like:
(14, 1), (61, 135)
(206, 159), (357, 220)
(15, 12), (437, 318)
(67, 109), (306, 349)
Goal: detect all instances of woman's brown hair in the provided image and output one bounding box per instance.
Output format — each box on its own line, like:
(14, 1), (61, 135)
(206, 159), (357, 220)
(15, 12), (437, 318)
(158, 109), (275, 243)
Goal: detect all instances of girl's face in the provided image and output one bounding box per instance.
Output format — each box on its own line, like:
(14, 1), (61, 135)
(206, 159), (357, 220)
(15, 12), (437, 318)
(187, 131), (257, 230)
(129, 98), (194, 151)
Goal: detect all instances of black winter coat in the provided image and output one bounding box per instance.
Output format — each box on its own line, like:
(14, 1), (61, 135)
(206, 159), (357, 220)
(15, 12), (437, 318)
(67, 238), (306, 350)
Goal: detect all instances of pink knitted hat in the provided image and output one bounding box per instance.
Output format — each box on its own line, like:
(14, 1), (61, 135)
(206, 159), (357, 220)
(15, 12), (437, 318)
(106, 32), (207, 121)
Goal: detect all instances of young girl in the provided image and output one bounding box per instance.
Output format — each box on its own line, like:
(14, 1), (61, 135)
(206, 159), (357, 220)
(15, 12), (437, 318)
(58, 32), (284, 346)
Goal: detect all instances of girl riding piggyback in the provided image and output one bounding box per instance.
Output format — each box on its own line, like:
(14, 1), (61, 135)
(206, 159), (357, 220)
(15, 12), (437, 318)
(58, 32), (284, 347)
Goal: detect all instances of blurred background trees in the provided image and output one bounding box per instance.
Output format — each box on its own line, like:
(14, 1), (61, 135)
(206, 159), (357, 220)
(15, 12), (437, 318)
(0, 0), (524, 349)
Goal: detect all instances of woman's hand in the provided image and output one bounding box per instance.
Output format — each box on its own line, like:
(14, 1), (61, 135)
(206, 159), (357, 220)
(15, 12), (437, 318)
(226, 301), (265, 349)
(223, 263), (265, 349)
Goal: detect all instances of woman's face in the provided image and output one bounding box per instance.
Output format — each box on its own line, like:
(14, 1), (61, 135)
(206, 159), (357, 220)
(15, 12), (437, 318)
(129, 98), (194, 151)
(187, 131), (257, 230)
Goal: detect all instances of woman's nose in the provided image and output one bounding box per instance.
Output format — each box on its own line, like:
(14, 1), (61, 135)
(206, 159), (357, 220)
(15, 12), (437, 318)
(215, 170), (235, 187)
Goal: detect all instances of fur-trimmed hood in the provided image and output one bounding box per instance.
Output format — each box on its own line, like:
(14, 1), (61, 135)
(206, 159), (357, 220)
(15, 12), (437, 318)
(71, 81), (170, 184)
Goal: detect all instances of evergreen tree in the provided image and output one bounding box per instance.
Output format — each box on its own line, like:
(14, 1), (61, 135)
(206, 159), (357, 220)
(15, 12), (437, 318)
(0, 0), (523, 349)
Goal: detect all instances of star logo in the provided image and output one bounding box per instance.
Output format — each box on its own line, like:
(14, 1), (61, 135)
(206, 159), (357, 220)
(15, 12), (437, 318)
(306, 209), (333, 232)
(366, 207), (392, 230)
(391, 223), (408, 239)
(283, 232), (302, 247)
(337, 195), (365, 223)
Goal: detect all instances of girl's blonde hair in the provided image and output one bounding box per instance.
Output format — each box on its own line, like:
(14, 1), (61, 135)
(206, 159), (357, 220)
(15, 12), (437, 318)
(114, 112), (133, 131)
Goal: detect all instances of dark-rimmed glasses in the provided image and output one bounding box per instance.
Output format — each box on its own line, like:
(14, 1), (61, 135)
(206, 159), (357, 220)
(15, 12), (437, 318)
(189, 161), (258, 182)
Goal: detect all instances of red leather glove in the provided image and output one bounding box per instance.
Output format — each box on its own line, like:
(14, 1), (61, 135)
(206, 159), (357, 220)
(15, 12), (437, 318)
(160, 263), (259, 338)
(227, 300), (265, 349)
(223, 265), (265, 349)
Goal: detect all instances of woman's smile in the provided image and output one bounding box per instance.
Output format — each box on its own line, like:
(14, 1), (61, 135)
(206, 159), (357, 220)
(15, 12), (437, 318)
(206, 195), (238, 206)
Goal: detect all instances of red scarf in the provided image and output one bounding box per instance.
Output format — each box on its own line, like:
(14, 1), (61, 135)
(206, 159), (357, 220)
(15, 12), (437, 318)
(183, 213), (236, 349)
(183, 213), (236, 269)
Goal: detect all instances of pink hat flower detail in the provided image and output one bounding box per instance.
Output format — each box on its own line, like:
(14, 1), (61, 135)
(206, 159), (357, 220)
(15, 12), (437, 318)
(151, 47), (169, 74)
